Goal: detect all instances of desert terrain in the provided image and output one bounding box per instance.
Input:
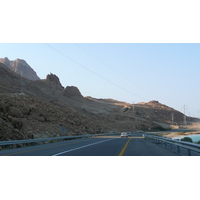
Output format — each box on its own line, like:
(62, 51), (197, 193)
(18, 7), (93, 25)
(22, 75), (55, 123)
(0, 58), (199, 141)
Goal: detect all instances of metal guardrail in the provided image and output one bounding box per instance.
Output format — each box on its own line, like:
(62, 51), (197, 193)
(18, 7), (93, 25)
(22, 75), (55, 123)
(0, 132), (119, 150)
(144, 134), (200, 156)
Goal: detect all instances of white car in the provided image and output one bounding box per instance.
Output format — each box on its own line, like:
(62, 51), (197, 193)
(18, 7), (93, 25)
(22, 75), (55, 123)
(121, 132), (128, 138)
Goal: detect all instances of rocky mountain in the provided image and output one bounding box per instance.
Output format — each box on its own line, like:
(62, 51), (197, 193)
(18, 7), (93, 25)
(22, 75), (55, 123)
(0, 60), (199, 141)
(46, 73), (64, 89)
(0, 57), (40, 81)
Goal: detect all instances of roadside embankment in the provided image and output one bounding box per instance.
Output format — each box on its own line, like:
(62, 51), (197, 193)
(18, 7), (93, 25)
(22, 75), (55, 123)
(159, 131), (200, 139)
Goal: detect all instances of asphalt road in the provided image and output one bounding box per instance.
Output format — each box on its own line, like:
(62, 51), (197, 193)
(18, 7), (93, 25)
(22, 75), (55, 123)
(0, 133), (179, 156)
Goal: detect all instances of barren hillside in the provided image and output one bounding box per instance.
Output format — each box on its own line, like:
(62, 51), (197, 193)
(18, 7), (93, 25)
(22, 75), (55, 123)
(0, 61), (199, 141)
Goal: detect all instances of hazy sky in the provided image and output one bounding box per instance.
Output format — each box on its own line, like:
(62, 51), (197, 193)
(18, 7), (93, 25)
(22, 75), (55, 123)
(1, 43), (200, 117)
(1, 0), (200, 118)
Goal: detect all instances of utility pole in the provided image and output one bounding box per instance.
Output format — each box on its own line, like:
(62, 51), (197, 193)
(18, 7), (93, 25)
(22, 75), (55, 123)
(20, 71), (24, 94)
(132, 102), (134, 112)
(188, 112), (190, 125)
(183, 105), (187, 125)
(132, 101), (135, 117)
(172, 113), (174, 125)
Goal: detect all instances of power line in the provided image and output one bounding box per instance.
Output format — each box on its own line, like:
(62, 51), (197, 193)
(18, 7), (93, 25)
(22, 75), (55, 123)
(75, 43), (181, 108)
(44, 43), (149, 101)
(44, 43), (193, 118)
(76, 43), (156, 94)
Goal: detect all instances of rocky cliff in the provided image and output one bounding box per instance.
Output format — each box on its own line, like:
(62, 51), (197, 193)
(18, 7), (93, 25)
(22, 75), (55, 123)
(0, 57), (40, 81)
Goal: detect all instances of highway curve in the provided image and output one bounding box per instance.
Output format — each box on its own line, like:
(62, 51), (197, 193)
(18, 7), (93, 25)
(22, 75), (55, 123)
(0, 133), (179, 156)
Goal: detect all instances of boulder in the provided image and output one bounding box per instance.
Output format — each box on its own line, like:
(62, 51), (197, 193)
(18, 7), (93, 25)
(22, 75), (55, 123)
(8, 107), (23, 118)
(10, 117), (23, 129)
(21, 106), (31, 115)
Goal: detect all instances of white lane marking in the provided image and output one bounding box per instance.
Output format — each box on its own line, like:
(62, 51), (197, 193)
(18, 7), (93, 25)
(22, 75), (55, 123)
(52, 138), (115, 156)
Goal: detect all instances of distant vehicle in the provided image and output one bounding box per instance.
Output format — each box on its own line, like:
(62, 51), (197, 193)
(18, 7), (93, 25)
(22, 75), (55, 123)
(127, 132), (132, 137)
(136, 130), (143, 133)
(121, 132), (128, 138)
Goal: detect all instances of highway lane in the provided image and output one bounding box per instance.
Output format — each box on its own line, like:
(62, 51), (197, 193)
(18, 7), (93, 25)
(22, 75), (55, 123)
(56, 135), (178, 156)
(123, 137), (178, 156)
(0, 138), (111, 156)
(53, 137), (127, 156)
(0, 137), (128, 156)
(0, 133), (179, 156)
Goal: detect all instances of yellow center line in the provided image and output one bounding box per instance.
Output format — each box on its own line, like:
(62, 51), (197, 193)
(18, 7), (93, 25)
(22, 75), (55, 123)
(118, 139), (131, 156)
(1, 139), (92, 156)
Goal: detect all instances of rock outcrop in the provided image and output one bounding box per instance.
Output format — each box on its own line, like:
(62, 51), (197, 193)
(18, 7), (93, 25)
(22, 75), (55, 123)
(0, 57), (40, 81)
(63, 86), (83, 97)
(46, 73), (64, 89)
